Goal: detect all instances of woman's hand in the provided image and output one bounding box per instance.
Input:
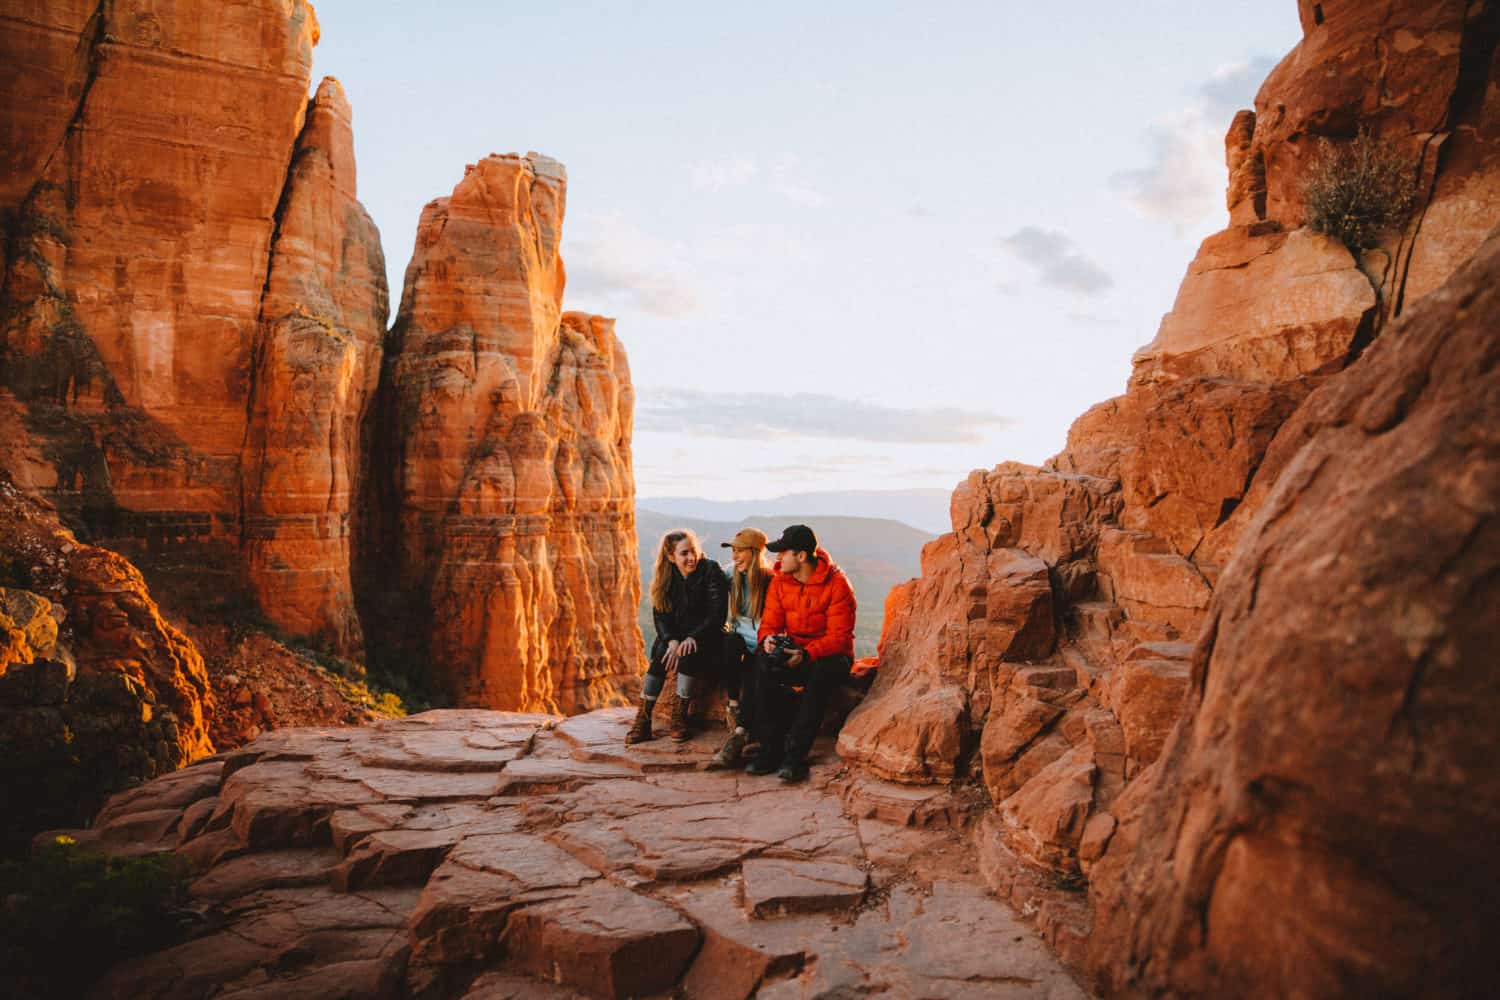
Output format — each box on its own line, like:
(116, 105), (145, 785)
(678, 636), (697, 658)
(664, 639), (680, 670)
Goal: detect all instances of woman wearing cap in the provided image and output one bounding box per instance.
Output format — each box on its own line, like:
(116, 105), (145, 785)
(706, 527), (773, 770)
(627, 528), (727, 745)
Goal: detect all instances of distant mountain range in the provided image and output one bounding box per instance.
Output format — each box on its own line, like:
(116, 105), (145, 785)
(639, 487), (954, 535)
(635, 508), (937, 658)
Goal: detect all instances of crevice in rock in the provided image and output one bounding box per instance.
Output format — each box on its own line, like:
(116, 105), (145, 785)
(27, 0), (107, 210)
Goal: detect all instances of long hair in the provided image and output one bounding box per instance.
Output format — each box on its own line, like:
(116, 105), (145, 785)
(729, 544), (772, 622)
(650, 529), (699, 612)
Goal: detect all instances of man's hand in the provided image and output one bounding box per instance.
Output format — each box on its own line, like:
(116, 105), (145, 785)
(785, 648), (805, 667)
(678, 636), (697, 658)
(762, 636), (779, 655)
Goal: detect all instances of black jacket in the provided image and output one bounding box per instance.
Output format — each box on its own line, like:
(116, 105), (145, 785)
(652, 559), (728, 650)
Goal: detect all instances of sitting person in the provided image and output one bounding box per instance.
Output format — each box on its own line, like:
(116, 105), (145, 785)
(706, 527), (773, 770)
(749, 524), (857, 782)
(627, 529), (727, 745)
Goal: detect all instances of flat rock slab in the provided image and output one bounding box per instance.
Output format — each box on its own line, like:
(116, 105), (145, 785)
(492, 756), (640, 794)
(80, 708), (1092, 999)
(742, 858), (868, 917)
(190, 848), (340, 901)
(503, 882), (700, 999)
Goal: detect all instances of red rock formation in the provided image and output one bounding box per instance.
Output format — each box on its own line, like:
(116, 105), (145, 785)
(0, 1), (98, 219)
(0, 469), (214, 853)
(0, 0), (333, 604)
(241, 77), (388, 652)
(1087, 224), (1500, 999)
(839, 2), (1500, 972)
(365, 154), (641, 713)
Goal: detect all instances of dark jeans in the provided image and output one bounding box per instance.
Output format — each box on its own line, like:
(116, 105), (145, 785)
(722, 634), (759, 731)
(752, 651), (853, 765)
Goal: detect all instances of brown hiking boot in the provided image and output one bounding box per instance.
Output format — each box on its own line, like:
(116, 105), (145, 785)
(669, 697), (691, 742)
(624, 700), (653, 745)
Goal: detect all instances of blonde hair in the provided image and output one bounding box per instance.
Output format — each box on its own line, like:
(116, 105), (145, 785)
(650, 529), (700, 612)
(728, 543), (772, 624)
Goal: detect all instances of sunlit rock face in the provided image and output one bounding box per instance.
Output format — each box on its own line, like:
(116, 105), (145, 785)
(1088, 222), (1500, 1000)
(0, 0), (385, 648)
(241, 77), (388, 654)
(0, 469), (215, 853)
(362, 154), (642, 714)
(838, 0), (1500, 976)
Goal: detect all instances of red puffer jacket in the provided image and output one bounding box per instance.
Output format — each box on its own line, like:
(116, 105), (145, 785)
(758, 548), (857, 660)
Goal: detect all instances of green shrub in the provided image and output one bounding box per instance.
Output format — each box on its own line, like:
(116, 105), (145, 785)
(1302, 128), (1417, 251)
(0, 838), (193, 998)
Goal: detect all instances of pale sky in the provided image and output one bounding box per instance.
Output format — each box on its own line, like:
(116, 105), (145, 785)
(309, 1), (1302, 499)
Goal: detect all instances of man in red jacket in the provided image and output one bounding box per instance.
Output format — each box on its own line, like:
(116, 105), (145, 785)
(749, 524), (857, 782)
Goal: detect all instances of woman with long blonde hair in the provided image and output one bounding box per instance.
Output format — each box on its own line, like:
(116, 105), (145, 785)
(706, 527), (774, 770)
(627, 528), (727, 745)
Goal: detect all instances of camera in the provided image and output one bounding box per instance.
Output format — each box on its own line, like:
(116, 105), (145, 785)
(768, 634), (801, 666)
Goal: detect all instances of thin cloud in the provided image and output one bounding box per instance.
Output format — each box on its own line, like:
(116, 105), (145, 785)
(564, 214), (700, 318)
(769, 153), (826, 208)
(998, 226), (1114, 295)
(690, 155), (757, 191)
(1111, 57), (1277, 233)
(636, 389), (1013, 444)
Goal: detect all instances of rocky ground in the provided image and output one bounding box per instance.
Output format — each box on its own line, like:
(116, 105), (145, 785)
(68, 709), (1090, 999)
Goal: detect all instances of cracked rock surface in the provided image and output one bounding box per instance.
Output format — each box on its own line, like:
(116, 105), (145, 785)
(72, 708), (1090, 999)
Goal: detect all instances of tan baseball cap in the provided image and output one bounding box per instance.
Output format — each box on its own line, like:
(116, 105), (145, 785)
(720, 527), (769, 549)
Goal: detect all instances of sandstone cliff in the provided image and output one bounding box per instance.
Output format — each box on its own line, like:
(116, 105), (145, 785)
(0, 1), (641, 717)
(837, 0), (1500, 978)
(0, 469), (213, 854)
(0, 0), (356, 630)
(241, 76), (388, 654)
(1087, 221), (1500, 1000)
(362, 154), (642, 714)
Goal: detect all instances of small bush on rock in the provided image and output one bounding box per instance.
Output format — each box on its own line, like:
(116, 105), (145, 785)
(1302, 128), (1417, 251)
(0, 837), (193, 998)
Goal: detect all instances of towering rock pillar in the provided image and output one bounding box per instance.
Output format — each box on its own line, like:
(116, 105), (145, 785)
(367, 153), (641, 713)
(241, 78), (388, 652)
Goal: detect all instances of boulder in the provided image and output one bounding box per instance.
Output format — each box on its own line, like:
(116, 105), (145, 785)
(1086, 227), (1500, 998)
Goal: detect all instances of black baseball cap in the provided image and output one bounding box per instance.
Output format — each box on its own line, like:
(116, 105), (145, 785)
(766, 524), (817, 554)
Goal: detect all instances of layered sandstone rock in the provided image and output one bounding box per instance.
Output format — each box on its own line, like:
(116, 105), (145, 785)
(0, 470), (213, 854)
(241, 77), (388, 652)
(364, 154), (641, 713)
(1087, 224), (1500, 999)
(67, 710), (1087, 999)
(0, 0), (343, 611)
(838, 2), (1500, 974)
(0, 1), (98, 219)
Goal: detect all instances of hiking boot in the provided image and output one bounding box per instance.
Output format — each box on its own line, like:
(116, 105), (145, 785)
(705, 730), (747, 771)
(746, 748), (781, 776)
(669, 697), (691, 742)
(624, 700), (653, 745)
(776, 760), (810, 784)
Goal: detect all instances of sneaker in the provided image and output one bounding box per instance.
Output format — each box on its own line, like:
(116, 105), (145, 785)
(776, 761), (809, 783)
(705, 730), (747, 771)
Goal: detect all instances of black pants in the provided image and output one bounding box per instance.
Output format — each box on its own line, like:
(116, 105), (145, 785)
(752, 651), (853, 765)
(722, 634), (759, 731)
(647, 635), (720, 680)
